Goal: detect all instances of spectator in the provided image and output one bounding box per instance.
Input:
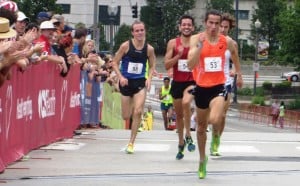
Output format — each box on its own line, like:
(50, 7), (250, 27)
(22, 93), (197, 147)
(0, 17), (29, 86)
(52, 32), (74, 77)
(14, 11), (29, 39)
(271, 99), (280, 125)
(34, 20), (67, 74)
(279, 101), (285, 129)
(72, 27), (87, 58)
(36, 11), (51, 25)
(52, 14), (65, 36)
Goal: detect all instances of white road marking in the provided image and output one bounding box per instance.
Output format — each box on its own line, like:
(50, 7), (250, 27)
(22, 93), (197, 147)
(121, 143), (170, 152)
(220, 145), (260, 153)
(40, 140), (86, 151)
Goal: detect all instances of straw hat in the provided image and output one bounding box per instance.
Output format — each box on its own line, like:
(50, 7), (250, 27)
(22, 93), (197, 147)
(0, 17), (16, 39)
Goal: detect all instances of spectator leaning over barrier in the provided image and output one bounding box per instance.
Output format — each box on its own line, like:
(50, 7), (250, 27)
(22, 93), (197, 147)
(0, 15), (40, 86)
(14, 11), (28, 39)
(34, 20), (67, 74)
(51, 32), (75, 77)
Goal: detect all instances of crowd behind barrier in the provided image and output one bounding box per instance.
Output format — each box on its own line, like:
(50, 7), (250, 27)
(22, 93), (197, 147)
(0, 63), (81, 173)
(238, 103), (300, 132)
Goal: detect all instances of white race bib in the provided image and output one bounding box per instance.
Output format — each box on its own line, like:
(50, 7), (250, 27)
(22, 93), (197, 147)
(127, 62), (143, 74)
(204, 57), (222, 72)
(178, 59), (190, 72)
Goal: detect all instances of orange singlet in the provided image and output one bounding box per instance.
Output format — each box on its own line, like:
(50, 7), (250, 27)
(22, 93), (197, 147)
(192, 34), (227, 87)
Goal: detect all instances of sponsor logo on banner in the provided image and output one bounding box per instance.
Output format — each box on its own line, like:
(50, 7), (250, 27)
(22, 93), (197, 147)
(16, 97), (33, 121)
(38, 89), (56, 119)
(70, 91), (80, 108)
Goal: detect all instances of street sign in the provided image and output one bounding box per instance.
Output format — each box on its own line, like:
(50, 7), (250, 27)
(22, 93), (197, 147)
(253, 62), (260, 71)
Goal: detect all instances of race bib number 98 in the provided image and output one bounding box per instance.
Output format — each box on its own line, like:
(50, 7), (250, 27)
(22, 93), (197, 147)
(204, 57), (222, 72)
(128, 62), (143, 74)
(178, 59), (190, 72)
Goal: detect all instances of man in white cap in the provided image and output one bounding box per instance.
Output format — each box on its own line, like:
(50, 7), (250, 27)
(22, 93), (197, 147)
(14, 11), (29, 38)
(34, 20), (67, 73)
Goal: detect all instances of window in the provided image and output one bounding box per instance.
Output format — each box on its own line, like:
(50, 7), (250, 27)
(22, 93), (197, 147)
(99, 5), (120, 25)
(238, 10), (249, 20)
(58, 4), (71, 14)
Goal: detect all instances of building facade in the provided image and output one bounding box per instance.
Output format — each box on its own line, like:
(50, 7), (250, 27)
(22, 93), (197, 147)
(56, 0), (258, 44)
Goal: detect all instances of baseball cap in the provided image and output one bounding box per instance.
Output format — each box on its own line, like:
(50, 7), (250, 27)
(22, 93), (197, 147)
(0, 17), (16, 39)
(40, 20), (55, 30)
(37, 11), (51, 20)
(52, 14), (64, 22)
(17, 11), (29, 22)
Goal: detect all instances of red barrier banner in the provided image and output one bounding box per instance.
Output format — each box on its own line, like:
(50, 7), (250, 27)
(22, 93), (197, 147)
(0, 62), (81, 172)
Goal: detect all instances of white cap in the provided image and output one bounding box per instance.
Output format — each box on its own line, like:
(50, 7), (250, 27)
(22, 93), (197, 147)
(17, 11), (29, 22)
(40, 20), (55, 30)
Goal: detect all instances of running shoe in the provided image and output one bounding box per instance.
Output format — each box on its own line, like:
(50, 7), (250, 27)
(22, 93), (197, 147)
(176, 141), (186, 160)
(210, 135), (220, 156)
(185, 136), (196, 152)
(125, 143), (134, 154)
(198, 156), (208, 179)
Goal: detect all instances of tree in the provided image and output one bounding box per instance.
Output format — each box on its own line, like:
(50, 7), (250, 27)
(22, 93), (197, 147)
(141, 0), (196, 54)
(14, 0), (62, 22)
(206, 0), (234, 14)
(277, 0), (300, 69)
(252, 0), (285, 57)
(112, 24), (131, 53)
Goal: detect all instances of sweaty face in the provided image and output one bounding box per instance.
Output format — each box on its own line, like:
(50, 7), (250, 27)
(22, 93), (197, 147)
(132, 23), (145, 41)
(179, 18), (194, 37)
(220, 20), (230, 36)
(205, 14), (221, 36)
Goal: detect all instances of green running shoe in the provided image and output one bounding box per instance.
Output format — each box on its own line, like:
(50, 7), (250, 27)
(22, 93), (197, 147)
(125, 143), (134, 154)
(210, 135), (220, 156)
(198, 156), (208, 179)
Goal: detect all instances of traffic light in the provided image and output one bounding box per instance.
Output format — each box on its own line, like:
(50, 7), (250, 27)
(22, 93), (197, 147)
(131, 5), (138, 18)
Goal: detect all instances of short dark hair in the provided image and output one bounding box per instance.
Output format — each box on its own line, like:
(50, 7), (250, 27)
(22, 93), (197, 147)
(74, 27), (87, 39)
(179, 15), (194, 26)
(163, 77), (170, 81)
(204, 9), (222, 22)
(25, 22), (39, 33)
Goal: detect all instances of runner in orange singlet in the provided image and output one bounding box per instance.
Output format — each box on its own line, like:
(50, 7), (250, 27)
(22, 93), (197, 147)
(187, 9), (243, 179)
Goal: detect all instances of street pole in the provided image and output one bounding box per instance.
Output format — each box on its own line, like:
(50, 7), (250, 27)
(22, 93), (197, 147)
(93, 0), (99, 51)
(253, 19), (261, 95)
(232, 0), (239, 103)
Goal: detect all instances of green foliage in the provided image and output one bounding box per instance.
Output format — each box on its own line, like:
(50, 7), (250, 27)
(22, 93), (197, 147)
(251, 0), (285, 56)
(239, 42), (255, 61)
(98, 23), (110, 51)
(287, 97), (300, 110)
(113, 24), (131, 53)
(276, 0), (300, 69)
(142, 0), (196, 54)
(251, 96), (265, 106)
(206, 0), (234, 14)
(14, 0), (62, 22)
(256, 87), (265, 96)
(237, 87), (252, 96)
(262, 81), (273, 90)
(274, 80), (292, 89)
